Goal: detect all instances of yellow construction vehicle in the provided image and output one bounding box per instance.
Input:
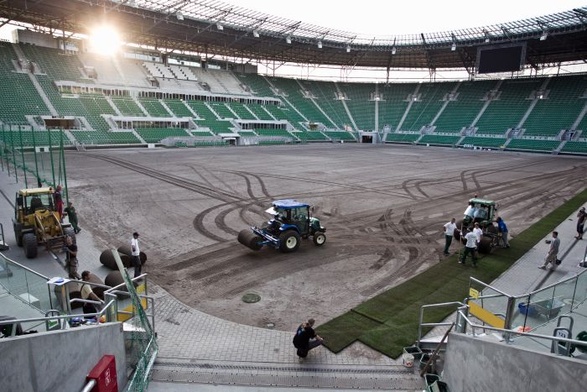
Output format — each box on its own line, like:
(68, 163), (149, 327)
(12, 187), (74, 259)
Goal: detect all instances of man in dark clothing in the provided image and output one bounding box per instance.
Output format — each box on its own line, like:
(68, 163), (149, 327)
(292, 318), (323, 359)
(496, 216), (510, 248)
(64, 235), (80, 279)
(64, 201), (81, 234)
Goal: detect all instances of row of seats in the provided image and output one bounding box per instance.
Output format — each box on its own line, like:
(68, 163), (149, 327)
(0, 42), (585, 154)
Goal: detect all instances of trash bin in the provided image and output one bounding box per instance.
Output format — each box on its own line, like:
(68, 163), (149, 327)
(420, 353), (436, 373)
(402, 345), (423, 359)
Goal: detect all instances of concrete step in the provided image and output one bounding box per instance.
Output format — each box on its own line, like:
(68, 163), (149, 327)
(151, 357), (425, 390)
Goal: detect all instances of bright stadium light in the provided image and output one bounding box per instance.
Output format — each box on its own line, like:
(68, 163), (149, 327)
(540, 31), (548, 41)
(317, 41), (322, 49)
(391, 47), (397, 55)
(346, 45), (351, 53)
(253, 30), (260, 38)
(216, 23), (224, 30)
(89, 25), (121, 56)
(451, 42), (456, 51)
(285, 35), (291, 44)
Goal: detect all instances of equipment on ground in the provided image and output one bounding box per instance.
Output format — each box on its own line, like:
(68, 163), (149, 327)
(12, 187), (74, 259)
(238, 199), (326, 253)
(454, 198), (499, 254)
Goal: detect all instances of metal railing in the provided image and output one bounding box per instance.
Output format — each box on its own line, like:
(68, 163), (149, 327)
(418, 266), (587, 356)
(0, 252), (56, 311)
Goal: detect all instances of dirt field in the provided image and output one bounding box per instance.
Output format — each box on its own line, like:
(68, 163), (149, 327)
(63, 144), (587, 331)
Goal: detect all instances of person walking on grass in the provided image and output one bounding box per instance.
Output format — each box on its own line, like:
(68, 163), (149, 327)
(496, 216), (510, 248)
(459, 228), (478, 267)
(443, 218), (458, 256)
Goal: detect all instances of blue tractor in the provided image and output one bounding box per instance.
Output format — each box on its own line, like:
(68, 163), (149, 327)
(238, 199), (326, 253)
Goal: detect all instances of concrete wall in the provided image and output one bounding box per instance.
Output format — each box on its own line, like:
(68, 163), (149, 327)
(0, 323), (126, 392)
(443, 332), (587, 392)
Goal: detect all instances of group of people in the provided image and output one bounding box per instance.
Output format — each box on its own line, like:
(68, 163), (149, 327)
(442, 215), (509, 266)
(65, 230), (142, 280)
(66, 231), (142, 319)
(446, 200), (586, 271)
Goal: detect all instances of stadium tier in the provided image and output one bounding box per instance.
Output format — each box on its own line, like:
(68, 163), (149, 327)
(0, 42), (586, 154)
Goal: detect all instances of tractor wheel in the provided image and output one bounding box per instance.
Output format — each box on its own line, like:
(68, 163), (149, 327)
(485, 223), (497, 234)
(23, 233), (38, 259)
(14, 224), (23, 247)
(64, 228), (76, 242)
(238, 230), (263, 251)
(279, 230), (301, 253)
(478, 237), (493, 254)
(313, 232), (326, 246)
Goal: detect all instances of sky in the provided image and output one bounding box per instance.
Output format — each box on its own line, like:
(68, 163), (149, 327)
(222, 0), (587, 36)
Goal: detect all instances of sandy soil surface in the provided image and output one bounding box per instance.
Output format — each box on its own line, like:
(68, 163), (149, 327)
(62, 144), (587, 331)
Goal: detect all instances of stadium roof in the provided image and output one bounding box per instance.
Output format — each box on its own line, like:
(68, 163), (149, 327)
(1, 0), (587, 72)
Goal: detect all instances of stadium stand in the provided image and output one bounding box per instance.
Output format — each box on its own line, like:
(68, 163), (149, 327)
(459, 136), (508, 149)
(134, 127), (191, 143)
(560, 140), (587, 155)
(505, 138), (561, 153)
(474, 78), (543, 135)
(400, 82), (456, 132)
(417, 134), (461, 147)
(0, 41), (585, 154)
(378, 83), (418, 132)
(433, 80), (495, 134)
(520, 74), (587, 137)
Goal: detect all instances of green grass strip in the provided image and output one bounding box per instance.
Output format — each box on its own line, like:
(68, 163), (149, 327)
(317, 188), (587, 358)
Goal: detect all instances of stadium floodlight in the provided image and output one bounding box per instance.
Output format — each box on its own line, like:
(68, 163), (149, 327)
(285, 35), (292, 44)
(391, 47), (397, 55)
(317, 41), (323, 49)
(451, 42), (456, 51)
(216, 23), (224, 31)
(253, 30), (260, 38)
(346, 45), (351, 53)
(540, 31), (548, 41)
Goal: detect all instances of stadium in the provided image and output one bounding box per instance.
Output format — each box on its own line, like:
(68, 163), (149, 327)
(0, 1), (587, 392)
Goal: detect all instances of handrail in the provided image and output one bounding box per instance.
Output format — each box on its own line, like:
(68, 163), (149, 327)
(513, 266), (587, 299)
(417, 301), (465, 346)
(0, 305), (114, 326)
(469, 277), (511, 297)
(0, 251), (50, 280)
(456, 309), (587, 351)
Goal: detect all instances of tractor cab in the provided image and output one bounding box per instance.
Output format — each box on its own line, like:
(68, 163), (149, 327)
(265, 199), (312, 237)
(463, 198), (497, 228)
